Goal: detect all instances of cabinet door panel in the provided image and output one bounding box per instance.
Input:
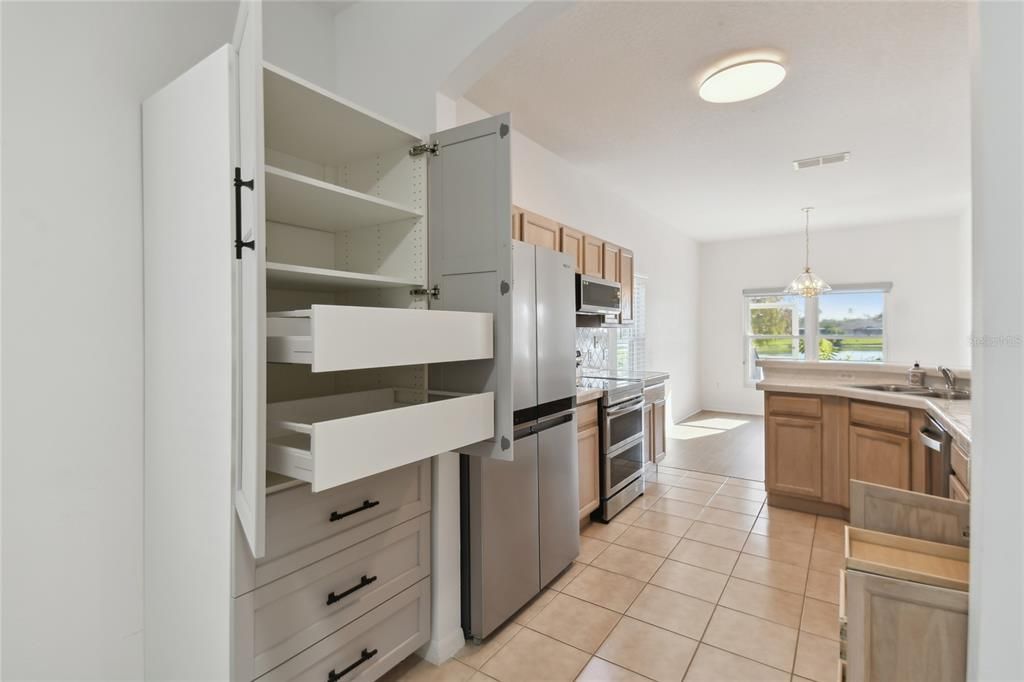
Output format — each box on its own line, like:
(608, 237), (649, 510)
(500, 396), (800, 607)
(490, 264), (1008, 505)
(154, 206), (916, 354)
(643, 403), (654, 464)
(522, 211), (559, 251)
(578, 425), (600, 519)
(559, 225), (584, 273)
(428, 113), (513, 459)
(653, 400), (666, 462)
(766, 416), (823, 499)
(850, 426), (911, 490)
(583, 235), (604, 277)
(603, 242), (621, 282)
(619, 249), (634, 322)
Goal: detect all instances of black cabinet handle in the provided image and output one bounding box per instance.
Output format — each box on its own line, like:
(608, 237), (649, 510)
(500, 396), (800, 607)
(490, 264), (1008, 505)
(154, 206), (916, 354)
(329, 500), (380, 523)
(327, 648), (378, 682)
(326, 575), (378, 606)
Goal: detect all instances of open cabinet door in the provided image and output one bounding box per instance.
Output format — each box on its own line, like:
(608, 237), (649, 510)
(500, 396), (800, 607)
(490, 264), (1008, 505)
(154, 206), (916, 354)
(428, 114), (513, 460)
(233, 1), (267, 558)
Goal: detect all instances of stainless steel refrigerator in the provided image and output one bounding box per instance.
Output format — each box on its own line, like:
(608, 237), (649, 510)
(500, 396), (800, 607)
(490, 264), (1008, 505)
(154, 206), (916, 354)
(461, 243), (579, 641)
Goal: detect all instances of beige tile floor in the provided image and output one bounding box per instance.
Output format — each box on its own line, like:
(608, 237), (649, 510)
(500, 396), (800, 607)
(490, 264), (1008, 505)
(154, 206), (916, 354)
(384, 464), (842, 682)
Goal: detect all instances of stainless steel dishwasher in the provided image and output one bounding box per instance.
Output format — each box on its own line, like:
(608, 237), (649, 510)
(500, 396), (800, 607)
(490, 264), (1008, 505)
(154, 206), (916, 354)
(919, 415), (952, 497)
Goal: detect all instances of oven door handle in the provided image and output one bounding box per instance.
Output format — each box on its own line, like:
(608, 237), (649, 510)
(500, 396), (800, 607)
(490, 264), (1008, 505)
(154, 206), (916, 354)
(919, 428), (944, 451)
(606, 400), (643, 416)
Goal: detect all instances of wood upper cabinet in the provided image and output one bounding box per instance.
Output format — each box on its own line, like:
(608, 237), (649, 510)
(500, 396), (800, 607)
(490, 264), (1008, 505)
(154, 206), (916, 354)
(559, 224), (584, 273)
(583, 235), (604, 277)
(603, 242), (621, 282)
(850, 425), (911, 490)
(512, 205), (523, 241)
(521, 210), (559, 251)
(766, 415), (823, 500)
(619, 248), (634, 322)
(577, 425), (600, 520)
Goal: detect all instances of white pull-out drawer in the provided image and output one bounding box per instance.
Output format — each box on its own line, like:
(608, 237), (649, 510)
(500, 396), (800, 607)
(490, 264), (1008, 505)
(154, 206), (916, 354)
(256, 578), (430, 682)
(236, 460), (430, 595)
(267, 388), (493, 492)
(247, 514), (429, 677)
(266, 305), (493, 372)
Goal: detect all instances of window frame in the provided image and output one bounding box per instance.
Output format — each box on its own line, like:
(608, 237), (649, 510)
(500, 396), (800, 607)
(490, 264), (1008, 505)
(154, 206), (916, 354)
(742, 283), (891, 385)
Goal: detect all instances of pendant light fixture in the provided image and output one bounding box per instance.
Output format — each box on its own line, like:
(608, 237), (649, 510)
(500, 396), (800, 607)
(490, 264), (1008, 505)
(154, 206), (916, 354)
(784, 207), (831, 297)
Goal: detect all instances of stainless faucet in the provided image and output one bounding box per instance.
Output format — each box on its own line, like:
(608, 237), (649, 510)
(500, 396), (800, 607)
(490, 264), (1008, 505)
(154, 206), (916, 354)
(938, 366), (957, 390)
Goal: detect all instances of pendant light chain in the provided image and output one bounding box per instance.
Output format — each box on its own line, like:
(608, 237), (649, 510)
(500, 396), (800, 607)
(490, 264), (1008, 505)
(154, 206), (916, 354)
(784, 206), (831, 297)
(803, 207), (812, 271)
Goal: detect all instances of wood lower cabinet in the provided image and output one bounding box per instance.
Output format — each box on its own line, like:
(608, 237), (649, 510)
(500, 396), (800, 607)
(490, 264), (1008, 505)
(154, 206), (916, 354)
(512, 205), (523, 241)
(560, 225), (584, 273)
(521, 211), (559, 251)
(652, 400), (666, 462)
(643, 403), (654, 463)
(619, 248), (634, 322)
(849, 425), (911, 490)
(583, 235), (604, 277)
(766, 414), (823, 499)
(577, 401), (600, 520)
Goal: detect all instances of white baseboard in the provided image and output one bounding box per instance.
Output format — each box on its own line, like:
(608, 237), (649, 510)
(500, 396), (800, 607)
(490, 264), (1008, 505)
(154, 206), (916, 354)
(418, 625), (466, 665)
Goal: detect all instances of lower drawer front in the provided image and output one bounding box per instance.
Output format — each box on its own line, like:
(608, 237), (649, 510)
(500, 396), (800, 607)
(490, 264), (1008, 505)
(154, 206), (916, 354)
(251, 515), (430, 677)
(257, 578), (431, 682)
(245, 461), (430, 593)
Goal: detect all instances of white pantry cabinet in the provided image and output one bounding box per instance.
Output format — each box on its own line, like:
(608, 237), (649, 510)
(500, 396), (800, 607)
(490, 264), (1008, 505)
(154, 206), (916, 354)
(142, 2), (512, 678)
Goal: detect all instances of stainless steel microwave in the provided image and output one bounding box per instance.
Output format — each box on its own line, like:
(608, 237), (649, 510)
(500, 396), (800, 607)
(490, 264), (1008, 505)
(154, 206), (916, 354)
(576, 273), (621, 315)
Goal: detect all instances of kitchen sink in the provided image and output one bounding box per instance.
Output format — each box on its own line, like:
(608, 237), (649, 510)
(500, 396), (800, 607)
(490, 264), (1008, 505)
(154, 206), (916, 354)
(853, 384), (971, 400)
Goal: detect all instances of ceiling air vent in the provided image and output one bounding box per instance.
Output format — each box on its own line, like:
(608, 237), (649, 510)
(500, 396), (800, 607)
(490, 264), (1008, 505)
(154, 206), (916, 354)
(793, 151), (851, 171)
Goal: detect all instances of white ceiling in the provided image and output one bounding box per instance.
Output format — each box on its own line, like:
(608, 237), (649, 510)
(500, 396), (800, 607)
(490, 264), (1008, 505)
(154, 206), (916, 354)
(465, 1), (971, 241)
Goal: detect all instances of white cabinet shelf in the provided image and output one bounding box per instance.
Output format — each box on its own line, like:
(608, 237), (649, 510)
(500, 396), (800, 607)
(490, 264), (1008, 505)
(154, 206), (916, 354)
(266, 263), (421, 292)
(266, 305), (493, 372)
(267, 389), (494, 491)
(263, 62), (422, 168)
(265, 165), (421, 232)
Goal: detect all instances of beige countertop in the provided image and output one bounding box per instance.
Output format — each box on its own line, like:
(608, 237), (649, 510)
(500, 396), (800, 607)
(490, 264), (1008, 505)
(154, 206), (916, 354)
(576, 387), (603, 404)
(757, 374), (971, 450)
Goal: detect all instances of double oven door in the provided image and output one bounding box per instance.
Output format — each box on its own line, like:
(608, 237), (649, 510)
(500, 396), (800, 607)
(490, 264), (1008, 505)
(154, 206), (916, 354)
(601, 396), (645, 497)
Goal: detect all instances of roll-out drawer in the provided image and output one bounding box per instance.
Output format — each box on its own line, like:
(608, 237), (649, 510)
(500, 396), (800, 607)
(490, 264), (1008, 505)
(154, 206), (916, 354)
(236, 460), (431, 594)
(267, 304), (493, 372)
(268, 388), (493, 492)
(850, 401), (910, 434)
(256, 578), (430, 682)
(245, 514), (430, 677)
(767, 393), (822, 418)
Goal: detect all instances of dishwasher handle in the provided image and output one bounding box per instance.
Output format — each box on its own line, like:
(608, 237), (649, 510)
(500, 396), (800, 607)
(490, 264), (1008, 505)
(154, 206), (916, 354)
(919, 428), (945, 451)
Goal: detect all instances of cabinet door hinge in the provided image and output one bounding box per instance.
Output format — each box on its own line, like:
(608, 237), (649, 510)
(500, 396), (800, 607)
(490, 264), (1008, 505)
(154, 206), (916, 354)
(409, 142), (439, 157)
(233, 167), (256, 259)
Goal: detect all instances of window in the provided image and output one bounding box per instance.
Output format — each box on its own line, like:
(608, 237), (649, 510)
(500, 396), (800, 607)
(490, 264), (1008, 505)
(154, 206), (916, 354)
(617, 275), (647, 372)
(744, 284), (889, 383)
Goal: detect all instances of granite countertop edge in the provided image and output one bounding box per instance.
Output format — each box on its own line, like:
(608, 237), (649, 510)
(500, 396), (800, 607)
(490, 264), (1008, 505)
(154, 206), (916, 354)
(757, 380), (972, 450)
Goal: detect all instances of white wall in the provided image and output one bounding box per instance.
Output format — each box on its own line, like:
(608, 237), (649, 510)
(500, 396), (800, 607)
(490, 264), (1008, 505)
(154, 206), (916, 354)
(1, 2), (237, 678)
(454, 97), (701, 422)
(699, 215), (972, 415)
(263, 1), (337, 93)
(968, 1), (1024, 677)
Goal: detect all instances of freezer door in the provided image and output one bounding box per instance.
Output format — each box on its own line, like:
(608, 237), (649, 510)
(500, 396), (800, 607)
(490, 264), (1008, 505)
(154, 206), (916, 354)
(537, 416), (581, 586)
(535, 247), (577, 405)
(466, 434), (541, 638)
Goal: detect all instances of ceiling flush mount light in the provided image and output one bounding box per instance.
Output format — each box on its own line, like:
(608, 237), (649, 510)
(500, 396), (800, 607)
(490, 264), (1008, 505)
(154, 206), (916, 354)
(784, 207), (832, 297)
(699, 59), (786, 103)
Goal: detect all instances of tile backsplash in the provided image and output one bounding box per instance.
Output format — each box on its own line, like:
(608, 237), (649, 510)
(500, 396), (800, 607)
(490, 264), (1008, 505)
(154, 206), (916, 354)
(576, 327), (612, 371)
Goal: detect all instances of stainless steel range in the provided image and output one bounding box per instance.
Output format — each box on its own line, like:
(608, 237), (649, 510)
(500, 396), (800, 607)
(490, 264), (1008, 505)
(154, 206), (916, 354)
(578, 375), (646, 521)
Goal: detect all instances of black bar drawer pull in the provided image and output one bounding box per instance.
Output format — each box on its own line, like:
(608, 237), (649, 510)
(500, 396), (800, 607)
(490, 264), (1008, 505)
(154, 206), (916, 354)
(327, 648), (378, 682)
(326, 575), (378, 606)
(329, 500), (380, 523)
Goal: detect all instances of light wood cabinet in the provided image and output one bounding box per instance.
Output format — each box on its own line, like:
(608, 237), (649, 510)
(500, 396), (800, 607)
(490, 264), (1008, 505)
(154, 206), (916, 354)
(619, 248), (634, 322)
(521, 211), (559, 251)
(559, 224), (584, 273)
(849, 425), (911, 490)
(652, 400), (666, 462)
(766, 414), (823, 499)
(577, 425), (600, 520)
(512, 205), (523, 241)
(583, 235), (604, 277)
(643, 403), (655, 464)
(603, 242), (621, 282)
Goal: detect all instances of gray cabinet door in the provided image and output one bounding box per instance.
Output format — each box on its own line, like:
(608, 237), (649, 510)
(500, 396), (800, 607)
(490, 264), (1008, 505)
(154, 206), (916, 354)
(427, 114), (513, 459)
(535, 247), (576, 405)
(538, 418), (581, 586)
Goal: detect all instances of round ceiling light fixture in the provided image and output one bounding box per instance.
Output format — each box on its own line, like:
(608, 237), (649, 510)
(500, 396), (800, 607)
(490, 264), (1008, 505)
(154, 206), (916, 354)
(699, 59), (786, 103)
